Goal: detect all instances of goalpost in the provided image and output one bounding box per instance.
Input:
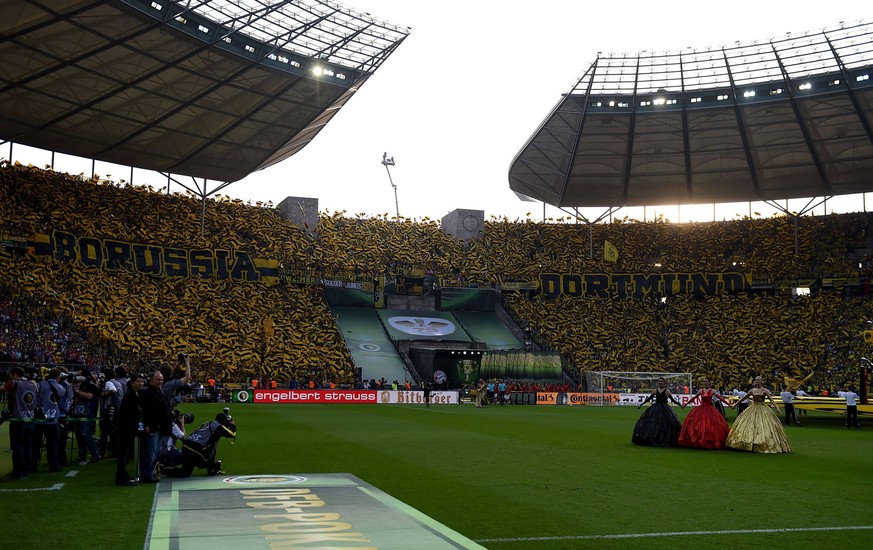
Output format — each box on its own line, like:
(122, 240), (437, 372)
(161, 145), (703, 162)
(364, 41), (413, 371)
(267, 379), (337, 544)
(584, 371), (693, 406)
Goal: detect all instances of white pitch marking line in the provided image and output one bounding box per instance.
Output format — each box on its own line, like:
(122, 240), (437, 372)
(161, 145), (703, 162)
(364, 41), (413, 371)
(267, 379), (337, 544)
(476, 525), (873, 543)
(0, 483), (64, 493)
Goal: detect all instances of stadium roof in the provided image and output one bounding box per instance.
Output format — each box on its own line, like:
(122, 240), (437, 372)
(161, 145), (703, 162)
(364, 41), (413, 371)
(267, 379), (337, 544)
(509, 21), (873, 209)
(0, 0), (410, 183)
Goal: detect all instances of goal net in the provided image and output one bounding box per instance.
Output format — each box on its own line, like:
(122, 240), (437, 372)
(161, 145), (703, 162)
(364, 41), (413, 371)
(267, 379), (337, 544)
(584, 371), (692, 405)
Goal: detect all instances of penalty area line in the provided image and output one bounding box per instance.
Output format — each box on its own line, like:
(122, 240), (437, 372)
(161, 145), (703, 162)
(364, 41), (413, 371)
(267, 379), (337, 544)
(476, 525), (873, 543)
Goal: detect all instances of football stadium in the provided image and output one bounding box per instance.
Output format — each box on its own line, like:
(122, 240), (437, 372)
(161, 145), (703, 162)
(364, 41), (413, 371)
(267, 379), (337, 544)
(1, 2), (872, 549)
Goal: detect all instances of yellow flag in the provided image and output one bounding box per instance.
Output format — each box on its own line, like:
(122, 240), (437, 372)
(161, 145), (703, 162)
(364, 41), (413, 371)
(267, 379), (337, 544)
(603, 241), (618, 262)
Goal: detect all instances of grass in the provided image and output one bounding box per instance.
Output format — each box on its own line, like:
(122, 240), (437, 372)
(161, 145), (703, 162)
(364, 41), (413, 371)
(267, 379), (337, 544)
(1, 403), (871, 549)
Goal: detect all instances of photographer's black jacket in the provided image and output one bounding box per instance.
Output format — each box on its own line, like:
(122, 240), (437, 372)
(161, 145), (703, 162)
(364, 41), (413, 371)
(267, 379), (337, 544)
(116, 382), (142, 435)
(140, 385), (172, 436)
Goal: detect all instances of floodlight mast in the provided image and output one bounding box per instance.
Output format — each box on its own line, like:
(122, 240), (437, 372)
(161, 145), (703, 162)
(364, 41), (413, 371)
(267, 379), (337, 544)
(382, 152), (399, 219)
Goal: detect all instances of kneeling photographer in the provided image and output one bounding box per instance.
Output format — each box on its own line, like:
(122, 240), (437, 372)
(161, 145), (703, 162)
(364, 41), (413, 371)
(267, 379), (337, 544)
(157, 408), (194, 472)
(162, 409), (236, 478)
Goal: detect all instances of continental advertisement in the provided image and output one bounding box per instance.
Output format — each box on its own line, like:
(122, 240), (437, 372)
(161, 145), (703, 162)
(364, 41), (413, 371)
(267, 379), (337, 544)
(536, 392), (622, 405)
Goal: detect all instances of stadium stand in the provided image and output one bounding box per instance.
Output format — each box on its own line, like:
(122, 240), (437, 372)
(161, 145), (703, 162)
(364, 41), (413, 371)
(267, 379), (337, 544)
(0, 2), (870, 406)
(3, 160), (873, 394)
(1, 161), (353, 386)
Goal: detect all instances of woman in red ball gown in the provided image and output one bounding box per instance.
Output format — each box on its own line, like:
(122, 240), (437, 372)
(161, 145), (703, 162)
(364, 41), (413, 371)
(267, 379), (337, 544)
(678, 377), (733, 449)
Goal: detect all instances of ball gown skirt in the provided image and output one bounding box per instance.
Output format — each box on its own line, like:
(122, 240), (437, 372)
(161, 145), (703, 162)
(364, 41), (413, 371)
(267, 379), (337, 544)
(632, 397), (681, 447)
(678, 394), (730, 449)
(726, 399), (791, 453)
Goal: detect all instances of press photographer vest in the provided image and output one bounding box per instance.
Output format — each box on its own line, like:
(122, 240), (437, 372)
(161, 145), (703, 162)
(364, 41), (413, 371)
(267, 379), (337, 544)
(14, 379), (39, 420)
(36, 379), (63, 423)
(186, 421), (222, 447)
(71, 381), (99, 418)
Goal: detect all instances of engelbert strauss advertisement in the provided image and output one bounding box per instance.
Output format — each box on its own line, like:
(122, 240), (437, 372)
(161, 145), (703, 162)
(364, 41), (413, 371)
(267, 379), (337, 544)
(233, 390), (460, 404)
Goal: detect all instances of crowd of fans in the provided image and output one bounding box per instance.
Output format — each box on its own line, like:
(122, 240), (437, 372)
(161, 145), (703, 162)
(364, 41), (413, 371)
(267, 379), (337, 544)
(506, 291), (869, 392)
(305, 209), (869, 286)
(1, 287), (131, 368)
(1, 162), (353, 385)
(2, 160), (873, 393)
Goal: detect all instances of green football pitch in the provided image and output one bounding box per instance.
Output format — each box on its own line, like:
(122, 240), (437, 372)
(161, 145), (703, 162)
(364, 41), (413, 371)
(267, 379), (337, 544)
(1, 403), (871, 549)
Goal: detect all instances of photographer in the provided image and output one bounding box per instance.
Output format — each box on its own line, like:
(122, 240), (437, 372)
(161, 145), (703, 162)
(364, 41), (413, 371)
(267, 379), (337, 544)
(115, 373), (145, 486)
(161, 353), (192, 406)
(103, 366), (129, 459)
(154, 353), (193, 470)
(99, 367), (117, 459)
(2, 366), (39, 480)
(158, 409), (192, 471)
(70, 368), (102, 465)
(162, 411), (236, 478)
(139, 370), (172, 483)
(33, 367), (66, 472)
(56, 367), (73, 467)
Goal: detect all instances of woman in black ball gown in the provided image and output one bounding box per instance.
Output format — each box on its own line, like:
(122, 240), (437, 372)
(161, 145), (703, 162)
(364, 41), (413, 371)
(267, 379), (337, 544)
(632, 377), (682, 447)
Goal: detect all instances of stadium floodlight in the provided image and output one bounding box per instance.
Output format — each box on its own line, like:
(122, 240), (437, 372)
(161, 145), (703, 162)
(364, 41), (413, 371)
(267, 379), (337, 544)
(382, 152), (399, 219)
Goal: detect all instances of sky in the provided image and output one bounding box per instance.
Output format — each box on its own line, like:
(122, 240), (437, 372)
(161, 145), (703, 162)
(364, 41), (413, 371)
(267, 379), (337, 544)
(6, 0), (870, 223)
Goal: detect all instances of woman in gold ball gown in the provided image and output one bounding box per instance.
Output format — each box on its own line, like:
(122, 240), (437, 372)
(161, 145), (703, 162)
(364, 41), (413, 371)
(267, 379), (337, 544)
(726, 376), (791, 453)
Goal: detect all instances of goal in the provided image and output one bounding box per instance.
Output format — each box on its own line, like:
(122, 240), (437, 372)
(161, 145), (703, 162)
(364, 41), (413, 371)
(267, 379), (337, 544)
(584, 371), (692, 405)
